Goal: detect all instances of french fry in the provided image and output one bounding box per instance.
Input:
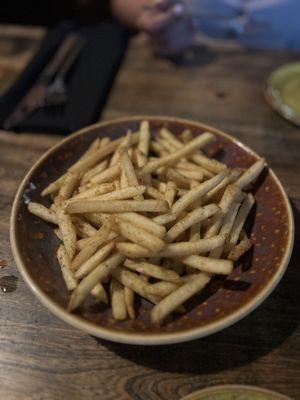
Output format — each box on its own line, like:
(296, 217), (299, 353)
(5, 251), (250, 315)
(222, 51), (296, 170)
(159, 127), (226, 173)
(89, 164), (120, 185)
(171, 171), (227, 217)
(175, 168), (204, 182)
(73, 217), (98, 238)
(76, 231), (118, 251)
(209, 202), (241, 259)
(135, 148), (147, 168)
(99, 137), (111, 147)
(73, 238), (104, 268)
(91, 282), (108, 304)
(74, 242), (115, 278)
(124, 286), (135, 319)
(134, 148), (151, 186)
(54, 228), (63, 241)
(202, 171), (242, 204)
(116, 219), (165, 252)
(163, 168), (191, 189)
(165, 204), (220, 243)
(226, 193), (255, 253)
(151, 273), (211, 324)
(66, 199), (169, 214)
(203, 213), (222, 239)
(181, 129), (192, 143)
(58, 172), (79, 199)
(83, 212), (109, 228)
(150, 140), (167, 156)
(88, 138), (100, 151)
(152, 213), (176, 225)
(53, 194), (64, 208)
(191, 151), (227, 173)
(109, 131), (132, 169)
(159, 128), (183, 150)
(120, 168), (128, 188)
(177, 159), (213, 176)
(68, 253), (124, 311)
(74, 215), (115, 247)
(109, 147), (123, 168)
(128, 147), (134, 159)
(57, 245), (78, 290)
(116, 212), (166, 238)
(158, 181), (167, 193)
(179, 255), (233, 275)
(41, 175), (65, 197)
(139, 132), (214, 175)
(138, 120), (151, 156)
(177, 188), (188, 197)
(157, 137), (177, 153)
(69, 133), (138, 174)
(219, 184), (243, 213)
(110, 279), (127, 320)
(57, 210), (77, 260)
(124, 259), (181, 282)
(189, 220), (201, 241)
(145, 281), (180, 297)
(72, 182), (115, 200)
(72, 217), (115, 270)
(116, 242), (151, 258)
(41, 137), (108, 196)
(152, 179), (166, 191)
(119, 150), (141, 189)
(81, 160), (108, 184)
(117, 234), (225, 259)
(28, 202), (57, 224)
(111, 267), (159, 304)
(164, 181), (177, 208)
(145, 186), (165, 200)
(87, 185), (146, 201)
(159, 234), (226, 258)
(227, 234), (252, 261)
(203, 185), (242, 239)
(236, 159), (265, 189)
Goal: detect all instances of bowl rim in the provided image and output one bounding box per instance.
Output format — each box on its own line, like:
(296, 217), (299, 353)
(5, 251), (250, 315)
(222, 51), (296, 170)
(10, 115), (295, 345)
(180, 384), (291, 400)
(264, 62), (300, 127)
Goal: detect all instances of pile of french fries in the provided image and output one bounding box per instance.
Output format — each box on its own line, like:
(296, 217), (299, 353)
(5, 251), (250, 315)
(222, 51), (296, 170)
(28, 121), (265, 324)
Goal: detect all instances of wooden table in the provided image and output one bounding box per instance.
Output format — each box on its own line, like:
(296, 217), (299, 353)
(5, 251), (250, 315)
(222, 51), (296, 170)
(0, 28), (299, 400)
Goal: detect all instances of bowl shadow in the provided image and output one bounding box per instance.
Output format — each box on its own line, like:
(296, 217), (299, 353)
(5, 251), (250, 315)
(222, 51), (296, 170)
(95, 200), (299, 375)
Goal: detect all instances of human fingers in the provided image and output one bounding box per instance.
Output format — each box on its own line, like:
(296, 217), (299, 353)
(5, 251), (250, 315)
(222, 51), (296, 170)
(138, 3), (184, 34)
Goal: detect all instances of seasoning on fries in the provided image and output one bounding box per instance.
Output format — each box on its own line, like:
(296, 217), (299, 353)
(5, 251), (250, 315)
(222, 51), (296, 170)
(28, 120), (265, 324)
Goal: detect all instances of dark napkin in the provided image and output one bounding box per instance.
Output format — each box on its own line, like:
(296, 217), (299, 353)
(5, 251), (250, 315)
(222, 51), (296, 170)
(0, 22), (129, 134)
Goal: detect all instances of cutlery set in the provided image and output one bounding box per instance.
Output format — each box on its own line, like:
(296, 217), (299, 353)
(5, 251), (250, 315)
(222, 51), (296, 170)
(4, 33), (85, 129)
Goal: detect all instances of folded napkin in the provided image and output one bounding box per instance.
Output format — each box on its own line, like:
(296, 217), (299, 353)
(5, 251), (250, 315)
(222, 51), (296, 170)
(0, 21), (129, 134)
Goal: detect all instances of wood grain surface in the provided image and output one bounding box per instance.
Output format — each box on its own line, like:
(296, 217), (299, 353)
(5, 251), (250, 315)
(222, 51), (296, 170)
(0, 31), (299, 400)
(0, 25), (44, 95)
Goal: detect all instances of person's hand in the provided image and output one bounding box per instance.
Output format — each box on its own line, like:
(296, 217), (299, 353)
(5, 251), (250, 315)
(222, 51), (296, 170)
(137, 0), (195, 56)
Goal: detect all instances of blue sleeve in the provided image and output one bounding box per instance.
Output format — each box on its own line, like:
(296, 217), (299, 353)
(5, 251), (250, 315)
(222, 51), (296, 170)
(189, 0), (300, 50)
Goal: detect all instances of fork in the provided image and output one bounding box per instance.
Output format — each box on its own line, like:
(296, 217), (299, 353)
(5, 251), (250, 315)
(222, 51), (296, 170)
(45, 36), (86, 107)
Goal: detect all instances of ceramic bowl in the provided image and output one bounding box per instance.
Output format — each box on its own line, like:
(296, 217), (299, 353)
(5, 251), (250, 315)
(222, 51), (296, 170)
(10, 116), (294, 345)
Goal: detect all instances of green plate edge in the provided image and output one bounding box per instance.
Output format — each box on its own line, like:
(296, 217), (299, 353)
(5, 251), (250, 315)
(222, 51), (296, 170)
(181, 384), (292, 400)
(264, 61), (300, 127)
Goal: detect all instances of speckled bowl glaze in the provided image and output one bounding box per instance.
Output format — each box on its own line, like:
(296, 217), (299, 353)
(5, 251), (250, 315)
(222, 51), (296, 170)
(10, 116), (294, 345)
